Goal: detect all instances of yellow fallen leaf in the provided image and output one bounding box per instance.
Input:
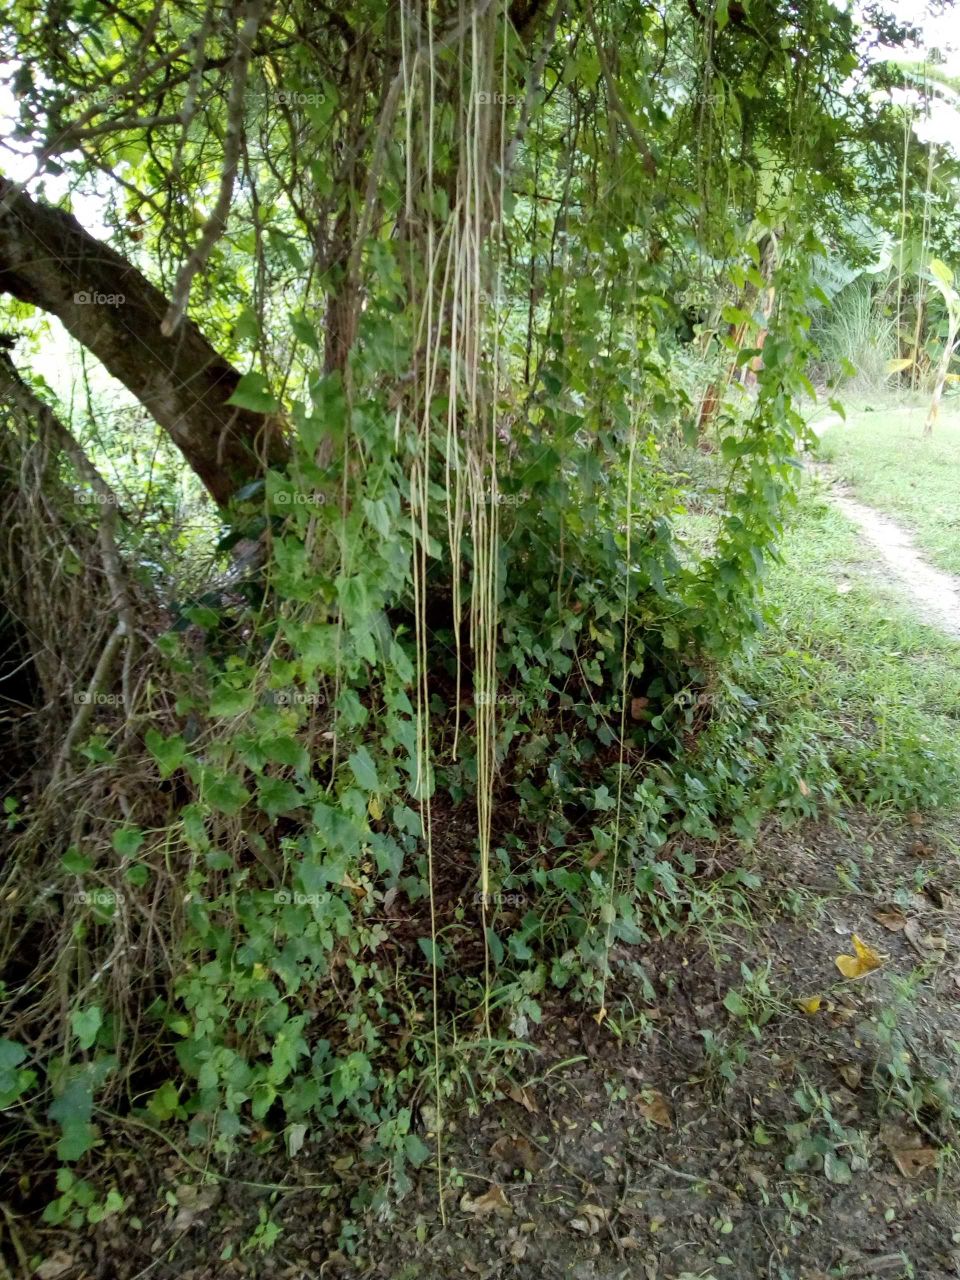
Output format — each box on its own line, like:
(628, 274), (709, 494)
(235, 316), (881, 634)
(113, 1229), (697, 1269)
(797, 995), (822, 1014)
(835, 934), (882, 979)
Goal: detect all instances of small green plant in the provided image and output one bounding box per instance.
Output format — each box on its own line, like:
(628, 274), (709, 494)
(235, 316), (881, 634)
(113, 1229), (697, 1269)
(42, 1169), (124, 1228)
(785, 1079), (869, 1185)
(241, 1204), (282, 1255)
(722, 961), (782, 1040)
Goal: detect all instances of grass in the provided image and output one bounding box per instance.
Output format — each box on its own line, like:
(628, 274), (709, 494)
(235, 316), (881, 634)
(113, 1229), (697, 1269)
(816, 397), (960, 576)
(682, 477), (960, 825)
(758, 479), (960, 809)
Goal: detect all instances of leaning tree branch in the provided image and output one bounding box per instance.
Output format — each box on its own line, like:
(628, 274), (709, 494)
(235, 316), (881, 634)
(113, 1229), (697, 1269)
(585, 6), (658, 177)
(0, 178), (287, 505)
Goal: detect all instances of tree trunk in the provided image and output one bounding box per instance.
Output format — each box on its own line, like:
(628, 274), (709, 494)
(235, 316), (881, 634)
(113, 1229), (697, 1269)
(0, 180), (287, 505)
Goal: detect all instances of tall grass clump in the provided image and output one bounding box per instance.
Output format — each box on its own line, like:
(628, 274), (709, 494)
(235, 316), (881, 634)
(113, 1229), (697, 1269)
(815, 281), (896, 392)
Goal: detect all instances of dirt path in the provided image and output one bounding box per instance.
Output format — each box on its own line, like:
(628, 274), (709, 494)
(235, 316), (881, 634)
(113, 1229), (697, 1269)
(806, 446), (960, 639)
(827, 486), (960, 639)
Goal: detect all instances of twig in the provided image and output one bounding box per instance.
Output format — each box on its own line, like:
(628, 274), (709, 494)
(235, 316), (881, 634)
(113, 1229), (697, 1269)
(631, 1153), (737, 1197)
(51, 620), (127, 783)
(161, 0), (268, 335)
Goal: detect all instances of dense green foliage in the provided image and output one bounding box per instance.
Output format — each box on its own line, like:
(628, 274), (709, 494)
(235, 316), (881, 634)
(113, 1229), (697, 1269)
(0, 0), (953, 1238)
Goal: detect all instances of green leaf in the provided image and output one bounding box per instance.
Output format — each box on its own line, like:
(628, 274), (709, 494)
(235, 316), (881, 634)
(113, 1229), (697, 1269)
(226, 371), (280, 413)
(0, 1040), (35, 1109)
(71, 1006), (102, 1050)
(61, 846), (92, 874)
(210, 685), (255, 718)
(205, 771), (251, 816)
(930, 257), (954, 288)
(823, 1150), (852, 1184)
(404, 1133), (432, 1166)
(723, 989), (749, 1017)
(289, 312), (320, 351)
(147, 1080), (181, 1121)
(112, 826), (144, 858)
(257, 776), (303, 819)
(260, 735), (309, 772)
(348, 746), (380, 793)
(417, 937), (444, 968)
(49, 1068), (102, 1162)
(145, 730), (187, 777)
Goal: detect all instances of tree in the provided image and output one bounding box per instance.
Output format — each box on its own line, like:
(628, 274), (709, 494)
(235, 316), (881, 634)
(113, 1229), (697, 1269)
(0, 180), (287, 504)
(0, 0), (943, 1230)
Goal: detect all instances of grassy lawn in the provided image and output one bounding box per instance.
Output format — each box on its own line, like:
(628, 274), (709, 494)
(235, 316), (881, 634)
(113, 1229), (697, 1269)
(683, 480), (960, 825)
(816, 398), (960, 576)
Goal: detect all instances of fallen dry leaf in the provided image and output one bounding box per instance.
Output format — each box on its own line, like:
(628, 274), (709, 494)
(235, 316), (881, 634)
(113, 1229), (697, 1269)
(34, 1254), (75, 1280)
(630, 696), (650, 720)
(797, 995), (822, 1014)
(569, 1202), (606, 1235)
(489, 1133), (543, 1173)
(874, 908), (907, 932)
(903, 918), (948, 960)
(881, 1125), (941, 1180)
(890, 1146), (939, 1179)
(835, 934), (883, 979)
(838, 1062), (862, 1089)
(173, 1183), (220, 1231)
(460, 1184), (512, 1217)
(507, 1083), (539, 1113)
(637, 1089), (673, 1129)
(506, 1229), (528, 1261)
(923, 883), (949, 910)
